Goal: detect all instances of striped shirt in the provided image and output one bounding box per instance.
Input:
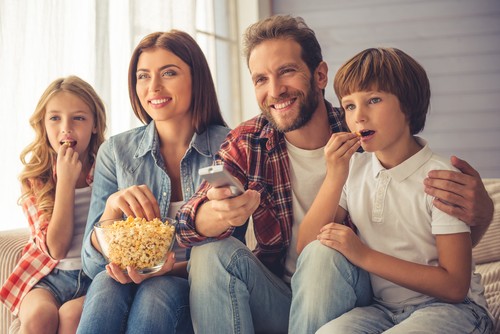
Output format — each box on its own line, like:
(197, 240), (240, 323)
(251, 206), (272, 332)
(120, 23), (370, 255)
(177, 101), (350, 276)
(0, 165), (94, 315)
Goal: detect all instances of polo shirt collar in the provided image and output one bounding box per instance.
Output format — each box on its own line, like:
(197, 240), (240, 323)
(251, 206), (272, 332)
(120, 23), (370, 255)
(371, 137), (432, 182)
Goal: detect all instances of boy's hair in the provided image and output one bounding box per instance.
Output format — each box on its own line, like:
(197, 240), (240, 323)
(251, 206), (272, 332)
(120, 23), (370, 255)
(19, 76), (107, 220)
(128, 30), (226, 133)
(242, 15), (323, 76)
(334, 47), (430, 134)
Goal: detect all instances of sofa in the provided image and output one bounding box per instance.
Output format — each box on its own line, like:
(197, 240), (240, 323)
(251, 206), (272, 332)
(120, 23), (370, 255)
(1, 179), (499, 334)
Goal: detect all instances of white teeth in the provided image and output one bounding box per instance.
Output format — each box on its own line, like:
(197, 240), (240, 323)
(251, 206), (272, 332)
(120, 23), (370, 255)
(273, 100), (293, 110)
(150, 98), (170, 105)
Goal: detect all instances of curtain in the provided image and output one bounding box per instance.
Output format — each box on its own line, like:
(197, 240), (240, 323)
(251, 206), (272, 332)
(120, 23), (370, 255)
(0, 0), (197, 230)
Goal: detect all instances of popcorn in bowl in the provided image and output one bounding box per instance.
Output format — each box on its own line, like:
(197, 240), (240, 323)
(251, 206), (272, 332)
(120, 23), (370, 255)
(94, 216), (176, 274)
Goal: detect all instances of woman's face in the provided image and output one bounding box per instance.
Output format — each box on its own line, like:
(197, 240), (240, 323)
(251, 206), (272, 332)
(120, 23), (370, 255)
(135, 48), (193, 124)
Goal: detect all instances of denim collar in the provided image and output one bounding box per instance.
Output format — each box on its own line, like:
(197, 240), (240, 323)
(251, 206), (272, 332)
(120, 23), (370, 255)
(134, 121), (215, 159)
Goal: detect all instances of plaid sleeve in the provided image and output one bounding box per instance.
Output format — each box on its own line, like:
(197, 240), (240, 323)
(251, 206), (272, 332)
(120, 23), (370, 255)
(21, 194), (51, 257)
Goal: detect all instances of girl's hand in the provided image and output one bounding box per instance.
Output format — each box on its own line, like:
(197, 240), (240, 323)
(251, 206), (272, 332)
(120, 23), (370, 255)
(317, 223), (367, 265)
(56, 144), (82, 186)
(105, 252), (176, 284)
(103, 185), (161, 221)
(324, 132), (360, 182)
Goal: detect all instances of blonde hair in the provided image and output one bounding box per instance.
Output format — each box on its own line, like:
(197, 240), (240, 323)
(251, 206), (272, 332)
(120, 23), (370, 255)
(19, 76), (107, 221)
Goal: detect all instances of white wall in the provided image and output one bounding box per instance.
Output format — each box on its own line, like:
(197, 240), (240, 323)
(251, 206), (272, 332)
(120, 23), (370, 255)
(272, 0), (500, 177)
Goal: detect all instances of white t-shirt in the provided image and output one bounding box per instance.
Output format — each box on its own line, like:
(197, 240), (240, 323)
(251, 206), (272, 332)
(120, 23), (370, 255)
(340, 137), (487, 312)
(56, 186), (92, 270)
(168, 201), (187, 262)
(282, 139), (326, 282)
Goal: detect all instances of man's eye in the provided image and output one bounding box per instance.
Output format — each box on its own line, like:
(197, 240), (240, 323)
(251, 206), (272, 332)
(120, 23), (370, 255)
(254, 77), (266, 85)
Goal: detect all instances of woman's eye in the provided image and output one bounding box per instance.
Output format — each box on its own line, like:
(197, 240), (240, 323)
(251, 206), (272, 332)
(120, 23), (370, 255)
(162, 70), (176, 77)
(137, 73), (148, 80)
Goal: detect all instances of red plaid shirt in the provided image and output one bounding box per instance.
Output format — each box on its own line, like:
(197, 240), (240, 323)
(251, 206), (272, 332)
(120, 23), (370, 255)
(0, 165), (94, 316)
(177, 101), (351, 276)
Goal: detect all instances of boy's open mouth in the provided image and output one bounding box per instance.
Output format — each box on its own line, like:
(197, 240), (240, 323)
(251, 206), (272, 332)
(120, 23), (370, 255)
(355, 130), (375, 137)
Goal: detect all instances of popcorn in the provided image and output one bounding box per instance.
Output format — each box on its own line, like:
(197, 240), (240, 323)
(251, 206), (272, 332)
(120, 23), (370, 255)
(96, 216), (175, 271)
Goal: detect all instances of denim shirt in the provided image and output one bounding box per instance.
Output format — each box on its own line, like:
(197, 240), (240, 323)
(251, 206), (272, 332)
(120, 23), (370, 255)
(81, 121), (230, 279)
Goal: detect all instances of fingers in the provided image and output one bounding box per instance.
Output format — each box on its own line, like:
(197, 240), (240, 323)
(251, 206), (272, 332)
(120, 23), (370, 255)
(209, 190), (260, 227)
(325, 133), (360, 157)
(111, 185), (160, 220)
(106, 263), (132, 284)
(127, 253), (176, 284)
(450, 156), (480, 178)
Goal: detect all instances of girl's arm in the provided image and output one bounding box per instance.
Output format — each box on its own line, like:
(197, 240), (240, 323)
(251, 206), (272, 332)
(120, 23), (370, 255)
(319, 224), (472, 302)
(46, 145), (82, 260)
(297, 132), (359, 254)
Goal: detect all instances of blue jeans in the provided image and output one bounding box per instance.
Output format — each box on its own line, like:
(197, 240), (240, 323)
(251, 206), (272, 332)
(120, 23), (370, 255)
(35, 268), (91, 306)
(316, 298), (493, 333)
(77, 270), (193, 334)
(289, 240), (372, 333)
(188, 238), (371, 334)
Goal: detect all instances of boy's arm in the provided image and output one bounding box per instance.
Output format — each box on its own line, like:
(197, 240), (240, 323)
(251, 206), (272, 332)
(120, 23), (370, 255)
(320, 225), (472, 303)
(425, 156), (493, 246)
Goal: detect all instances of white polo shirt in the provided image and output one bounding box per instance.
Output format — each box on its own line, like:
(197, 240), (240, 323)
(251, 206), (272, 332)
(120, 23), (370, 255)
(340, 137), (487, 312)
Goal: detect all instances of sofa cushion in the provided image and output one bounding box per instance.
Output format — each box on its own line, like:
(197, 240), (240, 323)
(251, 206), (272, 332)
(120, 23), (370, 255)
(472, 179), (500, 265)
(476, 261), (500, 333)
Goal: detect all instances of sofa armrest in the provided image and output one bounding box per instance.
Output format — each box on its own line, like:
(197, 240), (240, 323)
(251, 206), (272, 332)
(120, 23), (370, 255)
(0, 228), (29, 334)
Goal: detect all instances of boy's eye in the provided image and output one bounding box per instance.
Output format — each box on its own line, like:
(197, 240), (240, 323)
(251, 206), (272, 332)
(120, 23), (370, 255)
(344, 104), (355, 111)
(369, 97), (381, 104)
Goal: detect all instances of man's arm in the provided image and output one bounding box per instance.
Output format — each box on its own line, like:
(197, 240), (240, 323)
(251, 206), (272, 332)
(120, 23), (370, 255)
(424, 156), (493, 246)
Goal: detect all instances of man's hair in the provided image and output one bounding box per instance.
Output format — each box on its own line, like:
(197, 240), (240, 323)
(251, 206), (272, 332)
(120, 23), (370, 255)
(243, 15), (323, 75)
(334, 47), (430, 134)
(128, 30), (226, 133)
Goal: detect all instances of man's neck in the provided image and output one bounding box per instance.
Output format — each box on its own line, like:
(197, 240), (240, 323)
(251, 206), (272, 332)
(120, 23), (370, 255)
(284, 99), (331, 150)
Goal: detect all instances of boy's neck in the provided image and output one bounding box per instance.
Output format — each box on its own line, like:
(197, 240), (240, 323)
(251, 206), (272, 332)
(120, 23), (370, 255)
(375, 136), (423, 169)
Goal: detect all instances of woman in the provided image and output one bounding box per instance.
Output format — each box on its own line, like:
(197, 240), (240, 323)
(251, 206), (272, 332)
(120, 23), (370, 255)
(77, 30), (230, 333)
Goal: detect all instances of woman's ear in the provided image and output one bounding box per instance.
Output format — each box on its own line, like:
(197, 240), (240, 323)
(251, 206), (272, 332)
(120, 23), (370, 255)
(315, 61), (329, 90)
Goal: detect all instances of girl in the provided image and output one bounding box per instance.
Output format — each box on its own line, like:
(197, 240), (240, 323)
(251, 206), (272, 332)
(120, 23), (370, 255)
(77, 30), (231, 333)
(0, 76), (107, 334)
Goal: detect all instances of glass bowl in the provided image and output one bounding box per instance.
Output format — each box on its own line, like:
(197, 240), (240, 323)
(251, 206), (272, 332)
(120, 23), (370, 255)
(94, 217), (176, 274)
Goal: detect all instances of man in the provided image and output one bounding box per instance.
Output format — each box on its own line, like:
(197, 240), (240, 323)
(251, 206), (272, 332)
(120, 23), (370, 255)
(177, 15), (493, 333)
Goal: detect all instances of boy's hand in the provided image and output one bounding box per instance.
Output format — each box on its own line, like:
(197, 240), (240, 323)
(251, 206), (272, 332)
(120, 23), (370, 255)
(317, 222), (367, 265)
(324, 132), (360, 181)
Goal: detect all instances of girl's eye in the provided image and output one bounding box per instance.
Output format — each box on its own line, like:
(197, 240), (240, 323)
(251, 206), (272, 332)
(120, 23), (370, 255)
(48, 116), (60, 121)
(74, 116), (85, 121)
(369, 97), (381, 104)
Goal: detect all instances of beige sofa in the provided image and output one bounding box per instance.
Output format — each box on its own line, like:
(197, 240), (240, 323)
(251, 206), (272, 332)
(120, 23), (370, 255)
(1, 179), (499, 334)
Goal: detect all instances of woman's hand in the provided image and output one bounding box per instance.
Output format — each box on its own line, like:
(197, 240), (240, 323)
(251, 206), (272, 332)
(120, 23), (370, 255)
(105, 252), (176, 284)
(102, 185), (161, 221)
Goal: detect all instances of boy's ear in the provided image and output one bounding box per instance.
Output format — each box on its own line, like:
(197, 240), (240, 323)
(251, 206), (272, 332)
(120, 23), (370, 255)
(315, 61), (328, 90)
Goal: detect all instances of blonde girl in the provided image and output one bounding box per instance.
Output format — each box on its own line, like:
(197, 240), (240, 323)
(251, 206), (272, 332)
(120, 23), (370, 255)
(0, 76), (107, 334)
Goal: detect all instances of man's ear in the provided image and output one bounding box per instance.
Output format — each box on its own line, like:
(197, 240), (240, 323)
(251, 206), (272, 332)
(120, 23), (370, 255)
(315, 61), (328, 90)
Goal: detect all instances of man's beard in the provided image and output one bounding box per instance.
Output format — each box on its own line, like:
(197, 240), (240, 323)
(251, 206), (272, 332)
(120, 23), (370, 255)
(260, 78), (320, 133)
